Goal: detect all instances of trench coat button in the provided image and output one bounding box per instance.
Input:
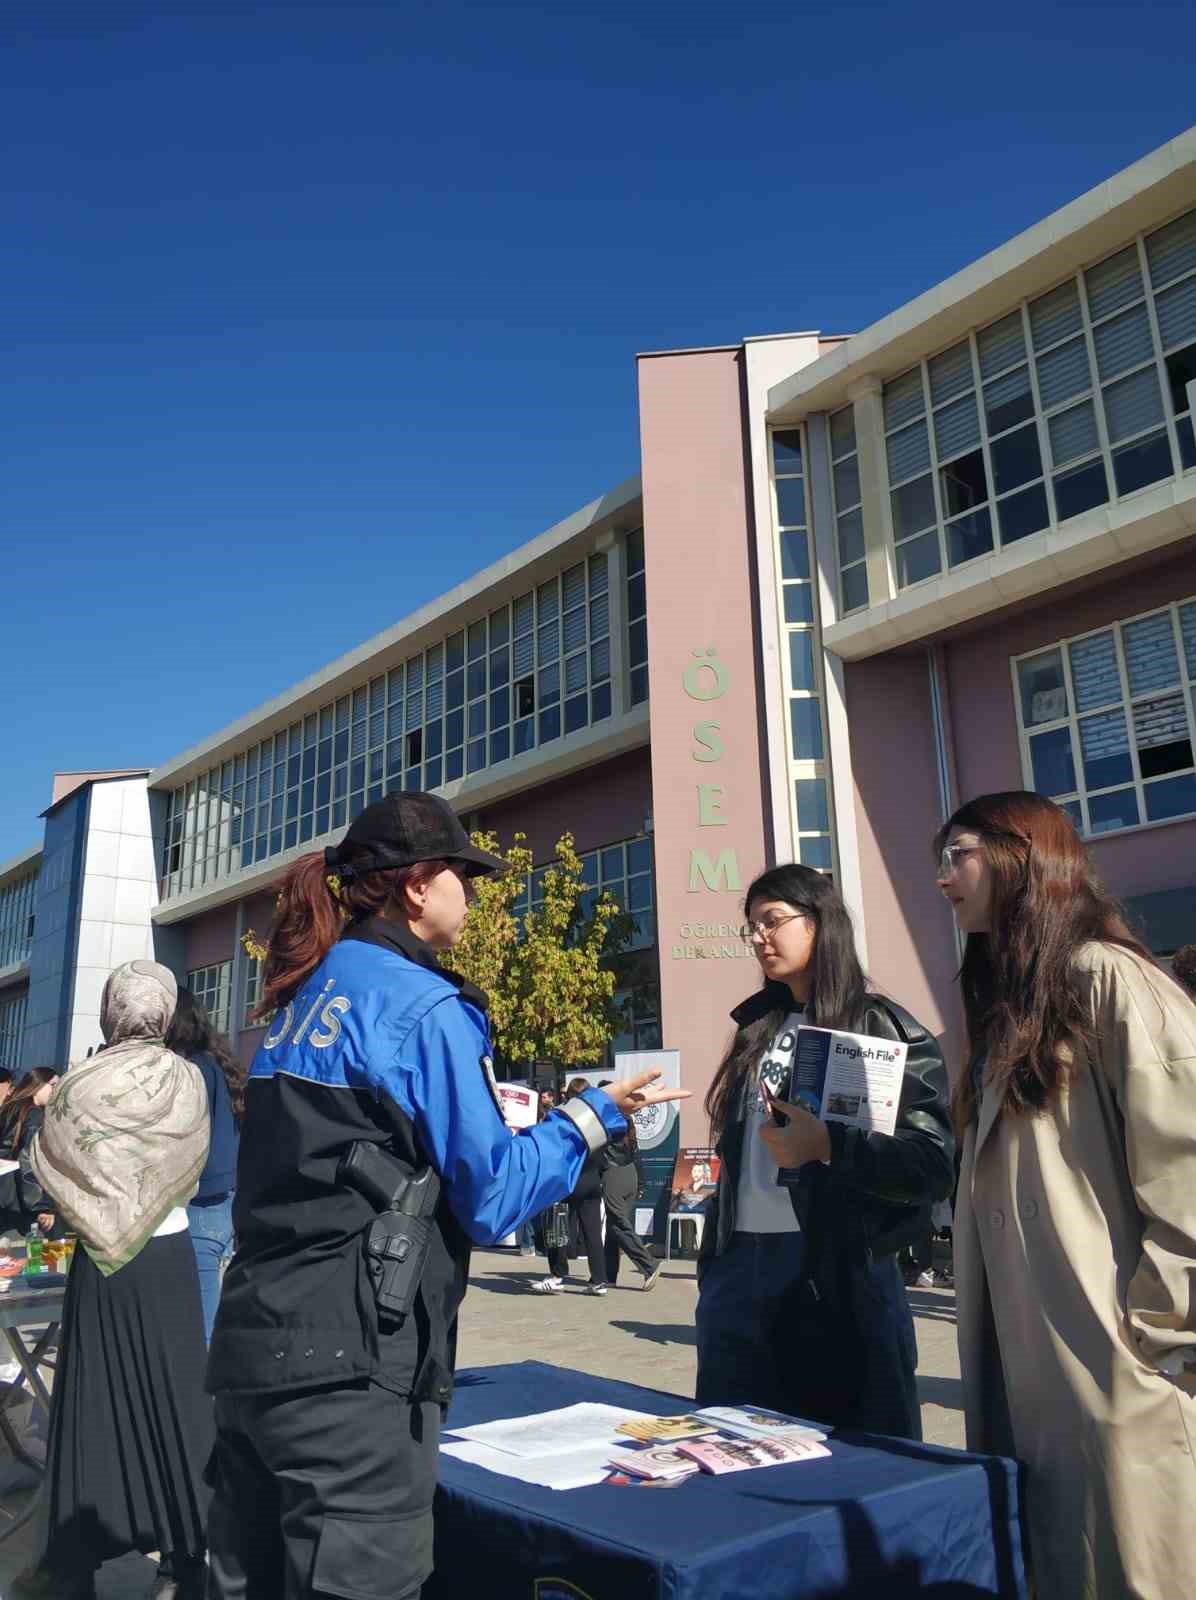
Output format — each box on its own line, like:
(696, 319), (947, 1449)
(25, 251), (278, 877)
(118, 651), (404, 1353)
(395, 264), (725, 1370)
(274, 1350), (284, 1360)
(304, 1348), (315, 1358)
(990, 1209), (1005, 1229)
(1020, 1199), (1038, 1221)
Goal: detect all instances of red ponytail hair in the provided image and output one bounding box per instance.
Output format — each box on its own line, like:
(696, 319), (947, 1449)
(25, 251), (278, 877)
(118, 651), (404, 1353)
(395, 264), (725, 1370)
(255, 850), (447, 1016)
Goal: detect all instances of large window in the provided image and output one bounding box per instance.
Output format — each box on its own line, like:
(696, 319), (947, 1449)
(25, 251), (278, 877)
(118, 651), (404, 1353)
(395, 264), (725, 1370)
(1014, 596), (1196, 835)
(829, 407), (867, 614)
(882, 206), (1196, 592)
(188, 961), (233, 1035)
(626, 529), (648, 707)
(512, 835), (656, 952)
(768, 428), (835, 871)
(0, 869), (37, 971)
(161, 553), (615, 899)
(0, 989), (27, 1072)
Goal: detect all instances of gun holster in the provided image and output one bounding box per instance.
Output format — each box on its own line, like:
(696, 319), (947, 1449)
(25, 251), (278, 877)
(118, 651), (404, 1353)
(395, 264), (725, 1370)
(338, 1141), (441, 1329)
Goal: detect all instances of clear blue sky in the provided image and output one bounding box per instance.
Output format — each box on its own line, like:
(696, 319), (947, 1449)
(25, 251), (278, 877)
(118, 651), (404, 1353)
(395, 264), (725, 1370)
(3, 1), (1192, 855)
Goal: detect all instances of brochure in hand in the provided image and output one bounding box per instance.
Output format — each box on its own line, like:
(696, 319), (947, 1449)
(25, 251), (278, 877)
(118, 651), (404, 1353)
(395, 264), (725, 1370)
(774, 1024), (908, 1186)
(675, 1434), (831, 1475)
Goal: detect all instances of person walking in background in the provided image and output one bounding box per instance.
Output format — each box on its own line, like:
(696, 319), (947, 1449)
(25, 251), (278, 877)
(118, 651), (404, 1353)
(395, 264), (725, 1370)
(531, 1077), (610, 1295)
(1172, 941), (1196, 999)
(0, 1069), (61, 1237)
(14, 961), (212, 1600)
(166, 987), (245, 1343)
(597, 1080), (661, 1290)
(696, 864), (954, 1440)
(938, 791), (1196, 1599)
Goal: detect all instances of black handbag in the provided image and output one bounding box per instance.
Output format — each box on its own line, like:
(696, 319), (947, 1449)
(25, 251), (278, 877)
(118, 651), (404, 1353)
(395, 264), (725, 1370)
(539, 1200), (571, 1253)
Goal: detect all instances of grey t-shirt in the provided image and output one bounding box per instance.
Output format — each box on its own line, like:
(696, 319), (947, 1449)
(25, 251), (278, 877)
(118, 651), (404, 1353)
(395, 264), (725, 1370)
(734, 1010), (804, 1234)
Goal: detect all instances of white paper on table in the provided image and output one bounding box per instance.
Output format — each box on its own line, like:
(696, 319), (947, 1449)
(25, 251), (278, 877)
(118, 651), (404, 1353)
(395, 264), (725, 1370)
(447, 1402), (656, 1459)
(634, 1207), (653, 1236)
(441, 1438), (618, 1490)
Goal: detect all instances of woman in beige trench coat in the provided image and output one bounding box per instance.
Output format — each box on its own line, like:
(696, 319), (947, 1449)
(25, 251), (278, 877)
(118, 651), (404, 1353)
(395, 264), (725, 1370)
(937, 791), (1196, 1600)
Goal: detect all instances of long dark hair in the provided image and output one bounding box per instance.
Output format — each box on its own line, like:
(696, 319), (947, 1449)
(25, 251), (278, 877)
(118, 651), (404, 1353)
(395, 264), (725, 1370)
(166, 988), (247, 1122)
(704, 864), (868, 1137)
(256, 850), (448, 1016)
(0, 1067), (59, 1152)
(935, 791), (1155, 1130)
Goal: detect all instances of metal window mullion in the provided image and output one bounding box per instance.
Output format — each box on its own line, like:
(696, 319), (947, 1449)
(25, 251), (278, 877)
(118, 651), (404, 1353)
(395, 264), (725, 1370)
(1134, 233), (1183, 472)
(1109, 624), (1147, 823)
(1017, 303), (1060, 529)
(959, 329), (999, 556)
(1056, 644), (1088, 830)
(1076, 267), (1121, 503)
(1167, 604), (1196, 781)
(918, 360), (949, 571)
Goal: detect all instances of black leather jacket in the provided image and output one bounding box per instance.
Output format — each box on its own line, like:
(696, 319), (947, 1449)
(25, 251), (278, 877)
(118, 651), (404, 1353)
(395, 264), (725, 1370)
(699, 985), (954, 1271)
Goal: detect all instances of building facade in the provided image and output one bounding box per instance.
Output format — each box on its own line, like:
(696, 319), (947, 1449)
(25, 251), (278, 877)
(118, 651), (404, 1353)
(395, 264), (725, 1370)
(2, 130), (1193, 1143)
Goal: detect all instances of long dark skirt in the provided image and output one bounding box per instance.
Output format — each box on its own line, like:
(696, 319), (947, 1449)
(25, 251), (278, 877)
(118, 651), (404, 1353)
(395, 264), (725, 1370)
(33, 1230), (213, 1575)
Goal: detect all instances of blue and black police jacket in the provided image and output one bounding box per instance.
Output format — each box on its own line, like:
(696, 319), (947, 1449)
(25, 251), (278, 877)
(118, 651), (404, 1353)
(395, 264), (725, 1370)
(206, 915), (624, 1402)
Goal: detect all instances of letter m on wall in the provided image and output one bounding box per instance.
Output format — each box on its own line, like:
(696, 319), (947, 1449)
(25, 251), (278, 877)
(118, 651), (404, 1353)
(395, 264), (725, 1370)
(688, 849), (741, 893)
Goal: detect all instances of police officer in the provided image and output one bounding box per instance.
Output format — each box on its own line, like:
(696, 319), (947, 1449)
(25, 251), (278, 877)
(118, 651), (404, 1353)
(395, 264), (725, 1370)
(206, 792), (685, 1599)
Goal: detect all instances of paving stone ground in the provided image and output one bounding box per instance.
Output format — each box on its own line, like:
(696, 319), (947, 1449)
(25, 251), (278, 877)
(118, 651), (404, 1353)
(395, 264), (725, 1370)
(0, 1248), (963, 1597)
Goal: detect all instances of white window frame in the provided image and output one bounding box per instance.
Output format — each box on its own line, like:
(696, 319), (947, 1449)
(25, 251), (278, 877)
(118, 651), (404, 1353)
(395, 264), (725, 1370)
(187, 960), (233, 1036)
(1011, 593), (1196, 839)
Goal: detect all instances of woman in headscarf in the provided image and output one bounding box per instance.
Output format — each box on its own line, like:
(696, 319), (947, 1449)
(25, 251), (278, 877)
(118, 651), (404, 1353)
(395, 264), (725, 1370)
(13, 961), (214, 1600)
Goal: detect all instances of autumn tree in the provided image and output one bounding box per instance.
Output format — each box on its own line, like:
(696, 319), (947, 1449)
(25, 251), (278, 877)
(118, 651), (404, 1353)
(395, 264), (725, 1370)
(444, 829), (631, 1071)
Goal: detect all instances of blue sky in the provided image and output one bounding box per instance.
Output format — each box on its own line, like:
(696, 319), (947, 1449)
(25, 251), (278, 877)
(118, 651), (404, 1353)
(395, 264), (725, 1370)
(3, 0), (1192, 854)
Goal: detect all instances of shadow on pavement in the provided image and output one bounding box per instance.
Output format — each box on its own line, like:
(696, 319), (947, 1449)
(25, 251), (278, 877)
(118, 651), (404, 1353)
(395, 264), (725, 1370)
(609, 1320), (696, 1347)
(905, 1289), (957, 1323)
(917, 1374), (964, 1412)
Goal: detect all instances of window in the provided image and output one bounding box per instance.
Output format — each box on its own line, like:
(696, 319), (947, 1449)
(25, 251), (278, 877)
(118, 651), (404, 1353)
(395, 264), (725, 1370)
(829, 407), (867, 612)
(768, 428), (835, 871)
(879, 207), (1195, 594)
(242, 956), (271, 1028)
(0, 868), (38, 971)
(608, 982), (662, 1064)
(160, 552), (614, 899)
(187, 961), (233, 1035)
(0, 988), (28, 1072)
(1013, 597), (1196, 836)
(626, 529), (648, 707)
(512, 835), (656, 952)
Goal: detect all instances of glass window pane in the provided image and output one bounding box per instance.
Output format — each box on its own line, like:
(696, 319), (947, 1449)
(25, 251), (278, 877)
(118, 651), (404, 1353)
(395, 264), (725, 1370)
(538, 706), (561, 744)
(946, 507), (994, 566)
(977, 311), (1026, 379)
(1054, 458), (1109, 522)
(940, 448), (988, 518)
(1036, 336), (1092, 409)
(513, 717), (535, 754)
(489, 729), (510, 765)
(887, 417), (931, 483)
(991, 423), (1043, 494)
(772, 429), (803, 472)
(842, 563), (868, 612)
(929, 341), (973, 405)
(1133, 693), (1191, 777)
(1112, 430), (1173, 495)
(795, 777), (829, 832)
(780, 529), (809, 579)
(1146, 208), (1196, 289)
(1156, 282), (1196, 358)
(1093, 304), (1153, 382)
(1069, 631), (1121, 711)
(1029, 726), (1076, 795)
(1180, 601), (1196, 679)
(895, 528), (941, 587)
(790, 698), (824, 760)
(789, 631), (815, 691)
(891, 473), (937, 540)
(798, 835), (833, 869)
(832, 456), (860, 511)
(997, 483), (1050, 545)
(784, 584), (813, 624)
(1123, 612), (1180, 695)
(1143, 773), (1196, 822)
(1018, 649), (1068, 727)
(776, 477), (807, 526)
(1031, 280), (1083, 351)
(1104, 367), (1165, 444)
(1088, 787), (1140, 833)
(837, 508), (864, 567)
(829, 408), (856, 457)
(935, 392), (981, 461)
(1079, 710), (1133, 789)
(627, 838), (652, 874)
(1048, 400), (1099, 469)
(883, 368), (925, 431)
(1085, 245), (1143, 320)
(984, 365), (1034, 435)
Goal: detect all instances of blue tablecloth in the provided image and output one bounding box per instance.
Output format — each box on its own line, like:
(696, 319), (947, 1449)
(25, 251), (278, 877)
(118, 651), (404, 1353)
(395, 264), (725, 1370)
(432, 1361), (1027, 1599)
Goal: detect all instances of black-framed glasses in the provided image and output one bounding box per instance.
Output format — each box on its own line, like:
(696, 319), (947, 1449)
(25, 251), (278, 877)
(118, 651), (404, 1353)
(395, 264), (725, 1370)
(937, 843), (981, 880)
(739, 911), (808, 944)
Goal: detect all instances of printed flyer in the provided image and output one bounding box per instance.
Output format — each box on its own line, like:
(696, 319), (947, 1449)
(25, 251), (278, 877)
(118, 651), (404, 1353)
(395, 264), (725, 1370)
(790, 1025), (907, 1137)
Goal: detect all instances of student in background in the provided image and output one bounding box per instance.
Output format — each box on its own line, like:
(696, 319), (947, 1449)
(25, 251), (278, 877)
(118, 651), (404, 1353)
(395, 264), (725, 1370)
(939, 790), (1196, 1599)
(0, 1069), (60, 1237)
(696, 863), (953, 1439)
(531, 1077), (610, 1295)
(597, 1080), (661, 1291)
(166, 988), (245, 1343)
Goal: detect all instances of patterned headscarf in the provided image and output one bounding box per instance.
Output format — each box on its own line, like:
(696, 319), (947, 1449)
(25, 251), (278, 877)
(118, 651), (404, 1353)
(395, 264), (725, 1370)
(29, 961), (210, 1275)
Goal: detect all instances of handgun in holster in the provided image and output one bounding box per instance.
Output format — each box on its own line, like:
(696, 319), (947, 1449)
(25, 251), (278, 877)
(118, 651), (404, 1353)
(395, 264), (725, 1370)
(338, 1141), (441, 1328)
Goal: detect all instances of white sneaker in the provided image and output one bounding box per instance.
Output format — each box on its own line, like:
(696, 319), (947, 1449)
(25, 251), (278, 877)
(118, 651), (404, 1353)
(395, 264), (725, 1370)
(641, 1263), (662, 1292)
(914, 1269), (935, 1289)
(585, 1283), (608, 1296)
(530, 1277), (563, 1294)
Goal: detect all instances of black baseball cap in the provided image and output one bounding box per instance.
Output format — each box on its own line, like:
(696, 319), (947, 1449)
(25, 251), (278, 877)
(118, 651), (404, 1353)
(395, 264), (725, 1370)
(324, 792), (507, 881)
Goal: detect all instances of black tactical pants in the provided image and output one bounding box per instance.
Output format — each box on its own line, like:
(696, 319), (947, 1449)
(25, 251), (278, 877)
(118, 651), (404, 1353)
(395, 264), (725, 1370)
(207, 1379), (439, 1599)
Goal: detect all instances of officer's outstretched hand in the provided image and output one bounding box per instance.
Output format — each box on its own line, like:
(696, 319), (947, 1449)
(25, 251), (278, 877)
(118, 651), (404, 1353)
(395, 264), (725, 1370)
(600, 1070), (691, 1114)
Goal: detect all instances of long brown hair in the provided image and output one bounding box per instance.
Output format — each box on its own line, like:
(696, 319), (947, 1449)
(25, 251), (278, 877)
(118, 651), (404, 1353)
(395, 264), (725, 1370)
(936, 791), (1155, 1129)
(0, 1067), (59, 1152)
(704, 863), (868, 1138)
(256, 849), (448, 1016)
(166, 987), (248, 1121)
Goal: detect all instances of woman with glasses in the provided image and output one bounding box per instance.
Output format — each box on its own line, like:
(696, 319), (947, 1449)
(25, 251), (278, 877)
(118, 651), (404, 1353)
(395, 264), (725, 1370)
(938, 791), (1196, 1599)
(695, 863), (954, 1439)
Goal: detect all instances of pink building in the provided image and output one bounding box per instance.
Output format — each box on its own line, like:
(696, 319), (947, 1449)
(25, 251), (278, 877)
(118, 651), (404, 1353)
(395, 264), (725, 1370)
(2, 131), (1194, 1149)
